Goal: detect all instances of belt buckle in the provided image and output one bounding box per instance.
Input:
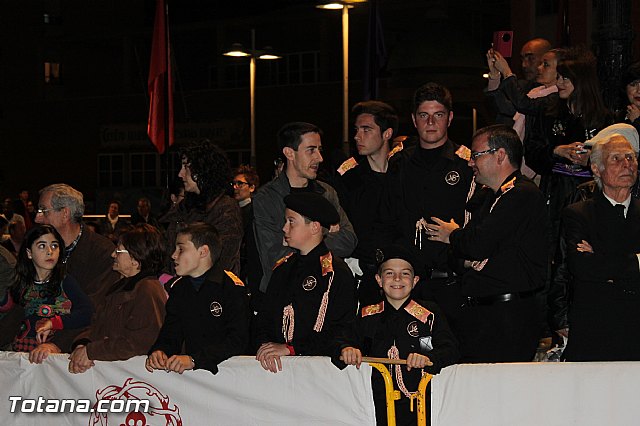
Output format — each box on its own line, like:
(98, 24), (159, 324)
(463, 296), (476, 308)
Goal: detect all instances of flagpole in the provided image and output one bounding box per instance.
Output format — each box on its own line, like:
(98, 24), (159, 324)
(163, 0), (171, 189)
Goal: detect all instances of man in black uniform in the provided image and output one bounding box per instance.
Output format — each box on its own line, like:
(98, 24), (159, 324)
(255, 192), (355, 373)
(430, 124), (548, 362)
(333, 100), (401, 307)
(377, 82), (475, 329)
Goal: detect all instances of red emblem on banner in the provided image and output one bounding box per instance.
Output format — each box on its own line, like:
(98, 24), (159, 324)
(88, 378), (182, 426)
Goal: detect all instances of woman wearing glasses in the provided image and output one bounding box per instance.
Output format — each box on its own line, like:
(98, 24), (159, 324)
(232, 165), (261, 307)
(67, 224), (167, 373)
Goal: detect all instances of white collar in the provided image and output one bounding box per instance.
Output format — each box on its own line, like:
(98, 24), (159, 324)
(603, 192), (631, 218)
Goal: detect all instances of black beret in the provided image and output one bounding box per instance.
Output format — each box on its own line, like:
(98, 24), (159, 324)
(375, 244), (422, 276)
(284, 192), (339, 229)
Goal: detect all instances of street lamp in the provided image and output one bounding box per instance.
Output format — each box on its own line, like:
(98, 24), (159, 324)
(317, 0), (367, 154)
(223, 29), (281, 167)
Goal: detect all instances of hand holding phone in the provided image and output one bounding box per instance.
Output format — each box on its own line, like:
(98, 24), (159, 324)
(492, 31), (513, 58)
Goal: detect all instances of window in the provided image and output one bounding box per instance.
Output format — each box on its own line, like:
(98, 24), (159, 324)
(98, 154), (124, 187)
(130, 153), (158, 187)
(44, 62), (60, 84)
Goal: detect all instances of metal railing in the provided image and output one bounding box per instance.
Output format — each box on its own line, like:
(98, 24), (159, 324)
(363, 357), (433, 426)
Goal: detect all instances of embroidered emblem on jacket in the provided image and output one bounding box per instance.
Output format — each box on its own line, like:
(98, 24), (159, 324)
(361, 301), (384, 317)
(210, 301), (222, 317)
(404, 300), (432, 323)
(445, 171), (460, 185)
(302, 276), (317, 291)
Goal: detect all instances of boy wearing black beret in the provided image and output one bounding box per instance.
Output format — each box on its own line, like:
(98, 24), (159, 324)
(255, 192), (356, 373)
(337, 244), (459, 425)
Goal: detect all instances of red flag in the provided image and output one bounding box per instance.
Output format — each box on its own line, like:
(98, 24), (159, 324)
(147, 0), (174, 154)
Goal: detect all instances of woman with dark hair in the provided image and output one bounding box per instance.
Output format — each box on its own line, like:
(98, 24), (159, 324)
(164, 139), (243, 275)
(526, 47), (612, 239)
(68, 224), (167, 373)
(11, 225), (93, 363)
(620, 61), (640, 134)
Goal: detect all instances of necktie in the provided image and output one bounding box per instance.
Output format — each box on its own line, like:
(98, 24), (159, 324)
(615, 204), (626, 219)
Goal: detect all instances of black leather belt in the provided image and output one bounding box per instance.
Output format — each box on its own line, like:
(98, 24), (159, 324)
(464, 289), (539, 307)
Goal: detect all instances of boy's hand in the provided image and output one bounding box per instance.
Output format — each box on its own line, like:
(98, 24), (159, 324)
(406, 353), (431, 371)
(165, 355), (195, 374)
(256, 342), (290, 373)
(340, 347), (362, 369)
(145, 350), (168, 372)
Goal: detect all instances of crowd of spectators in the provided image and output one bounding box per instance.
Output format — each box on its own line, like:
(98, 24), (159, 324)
(1, 38), (640, 425)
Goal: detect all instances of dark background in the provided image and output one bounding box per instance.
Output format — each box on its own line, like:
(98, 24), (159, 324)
(1, 0), (638, 215)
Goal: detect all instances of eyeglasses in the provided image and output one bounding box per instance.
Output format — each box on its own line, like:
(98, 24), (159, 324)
(231, 180), (250, 188)
(114, 249), (129, 254)
(470, 148), (498, 160)
(36, 206), (58, 216)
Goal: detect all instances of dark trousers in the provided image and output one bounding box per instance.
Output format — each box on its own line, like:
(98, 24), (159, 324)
(456, 296), (542, 363)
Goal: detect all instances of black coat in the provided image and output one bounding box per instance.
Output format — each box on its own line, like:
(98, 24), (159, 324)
(562, 191), (640, 361)
(332, 155), (390, 264)
(377, 140), (475, 272)
(450, 171), (549, 297)
(255, 241), (356, 356)
(150, 264), (250, 373)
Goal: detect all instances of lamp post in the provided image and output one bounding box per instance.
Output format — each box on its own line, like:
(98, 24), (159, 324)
(317, 0), (366, 154)
(224, 29), (280, 167)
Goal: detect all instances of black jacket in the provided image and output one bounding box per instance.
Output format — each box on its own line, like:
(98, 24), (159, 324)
(449, 171), (549, 297)
(255, 241), (356, 356)
(562, 191), (640, 361)
(377, 140), (475, 272)
(150, 264), (250, 373)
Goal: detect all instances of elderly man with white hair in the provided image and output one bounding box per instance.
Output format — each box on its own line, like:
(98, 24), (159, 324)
(561, 127), (640, 361)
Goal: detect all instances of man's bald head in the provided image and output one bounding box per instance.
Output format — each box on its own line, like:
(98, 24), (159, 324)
(520, 38), (552, 82)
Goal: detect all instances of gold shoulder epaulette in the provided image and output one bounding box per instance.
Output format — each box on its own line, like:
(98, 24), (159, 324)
(272, 252), (295, 270)
(500, 176), (517, 194)
(337, 157), (359, 175)
(455, 145), (471, 161)
(388, 141), (404, 158)
(361, 301), (384, 317)
(404, 300), (432, 323)
(320, 252), (334, 276)
(224, 270), (245, 287)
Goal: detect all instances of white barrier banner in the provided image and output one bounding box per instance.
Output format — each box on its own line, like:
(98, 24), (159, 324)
(431, 362), (640, 426)
(0, 352), (376, 426)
